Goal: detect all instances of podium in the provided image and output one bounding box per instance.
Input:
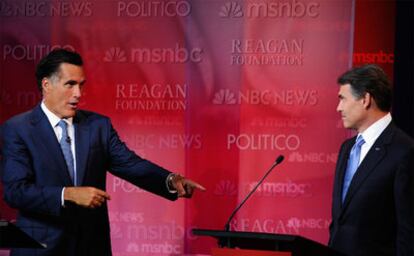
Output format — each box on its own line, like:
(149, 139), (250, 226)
(0, 221), (45, 249)
(193, 229), (342, 256)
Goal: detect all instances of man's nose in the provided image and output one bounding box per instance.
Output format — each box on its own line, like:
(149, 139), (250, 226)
(73, 85), (82, 98)
(336, 103), (341, 112)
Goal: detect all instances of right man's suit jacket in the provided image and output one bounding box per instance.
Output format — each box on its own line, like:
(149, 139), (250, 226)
(1, 105), (177, 256)
(329, 123), (414, 256)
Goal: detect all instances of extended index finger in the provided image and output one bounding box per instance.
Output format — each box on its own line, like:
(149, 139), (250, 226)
(186, 180), (206, 191)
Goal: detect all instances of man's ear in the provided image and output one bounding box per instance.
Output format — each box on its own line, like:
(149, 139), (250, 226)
(362, 92), (372, 109)
(41, 78), (50, 95)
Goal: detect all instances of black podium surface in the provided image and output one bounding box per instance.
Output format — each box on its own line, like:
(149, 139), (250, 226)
(193, 229), (342, 256)
(0, 221), (45, 249)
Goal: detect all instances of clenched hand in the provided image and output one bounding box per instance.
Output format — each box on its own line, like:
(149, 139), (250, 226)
(64, 187), (111, 208)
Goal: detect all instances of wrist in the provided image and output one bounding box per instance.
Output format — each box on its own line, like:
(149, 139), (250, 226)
(166, 173), (181, 193)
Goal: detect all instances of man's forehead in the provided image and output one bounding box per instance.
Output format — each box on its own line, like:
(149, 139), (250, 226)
(56, 63), (85, 78)
(338, 84), (351, 92)
(58, 62), (83, 71)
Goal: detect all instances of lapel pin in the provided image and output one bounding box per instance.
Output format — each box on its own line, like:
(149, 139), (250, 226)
(375, 147), (381, 151)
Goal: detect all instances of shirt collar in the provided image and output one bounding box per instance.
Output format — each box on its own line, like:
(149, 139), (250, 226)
(41, 101), (73, 127)
(359, 113), (392, 146)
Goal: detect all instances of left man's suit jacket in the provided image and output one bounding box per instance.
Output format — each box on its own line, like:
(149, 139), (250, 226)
(329, 123), (414, 256)
(1, 105), (177, 256)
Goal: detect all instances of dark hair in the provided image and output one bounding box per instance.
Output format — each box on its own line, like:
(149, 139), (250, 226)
(337, 64), (392, 112)
(35, 48), (83, 92)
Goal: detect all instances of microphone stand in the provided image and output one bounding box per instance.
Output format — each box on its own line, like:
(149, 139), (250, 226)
(224, 155), (284, 232)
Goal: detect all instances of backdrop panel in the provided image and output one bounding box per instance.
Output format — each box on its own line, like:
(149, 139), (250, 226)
(0, 0), (395, 255)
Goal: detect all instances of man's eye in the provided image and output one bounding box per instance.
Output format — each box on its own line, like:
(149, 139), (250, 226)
(65, 82), (77, 87)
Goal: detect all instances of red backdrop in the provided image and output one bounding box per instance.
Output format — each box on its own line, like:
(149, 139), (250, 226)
(0, 0), (395, 255)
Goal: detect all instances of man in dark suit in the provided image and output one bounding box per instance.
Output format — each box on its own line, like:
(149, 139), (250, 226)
(329, 64), (414, 256)
(1, 49), (205, 256)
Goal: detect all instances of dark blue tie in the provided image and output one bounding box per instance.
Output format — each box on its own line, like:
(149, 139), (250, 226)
(342, 135), (365, 202)
(58, 120), (75, 185)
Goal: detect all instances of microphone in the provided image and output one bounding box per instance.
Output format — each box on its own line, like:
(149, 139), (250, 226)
(65, 136), (71, 144)
(224, 155), (284, 232)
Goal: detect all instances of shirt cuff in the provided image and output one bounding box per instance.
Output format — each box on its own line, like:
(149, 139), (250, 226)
(166, 173), (178, 194)
(61, 187), (66, 207)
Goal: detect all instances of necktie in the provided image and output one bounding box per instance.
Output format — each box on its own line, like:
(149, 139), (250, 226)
(58, 120), (75, 185)
(342, 135), (365, 202)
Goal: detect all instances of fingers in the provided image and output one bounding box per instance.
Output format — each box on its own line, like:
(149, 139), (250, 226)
(88, 188), (110, 208)
(174, 178), (187, 197)
(187, 180), (206, 191)
(170, 174), (206, 198)
(181, 180), (206, 198)
(96, 189), (111, 201)
(87, 188), (111, 208)
(64, 187), (110, 209)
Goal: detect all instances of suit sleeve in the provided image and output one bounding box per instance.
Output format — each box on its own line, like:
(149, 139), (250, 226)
(1, 122), (62, 216)
(105, 119), (177, 201)
(394, 147), (414, 256)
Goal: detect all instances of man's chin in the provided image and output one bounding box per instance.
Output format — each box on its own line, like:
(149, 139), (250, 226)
(342, 122), (351, 129)
(62, 110), (77, 118)
(343, 123), (356, 130)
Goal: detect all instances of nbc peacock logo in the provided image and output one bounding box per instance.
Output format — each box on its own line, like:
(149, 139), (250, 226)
(213, 89), (237, 105)
(219, 2), (243, 18)
(103, 47), (127, 62)
(214, 180), (238, 196)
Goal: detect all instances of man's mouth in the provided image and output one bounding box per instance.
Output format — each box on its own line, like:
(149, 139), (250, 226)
(68, 102), (78, 109)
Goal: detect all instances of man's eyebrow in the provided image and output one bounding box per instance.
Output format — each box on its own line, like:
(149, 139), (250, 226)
(64, 79), (86, 85)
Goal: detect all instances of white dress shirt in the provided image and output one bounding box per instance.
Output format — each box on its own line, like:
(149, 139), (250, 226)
(358, 113), (392, 164)
(41, 102), (77, 205)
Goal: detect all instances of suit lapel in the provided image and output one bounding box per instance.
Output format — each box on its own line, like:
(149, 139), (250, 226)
(29, 105), (73, 185)
(341, 124), (394, 212)
(333, 141), (353, 215)
(74, 111), (90, 186)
